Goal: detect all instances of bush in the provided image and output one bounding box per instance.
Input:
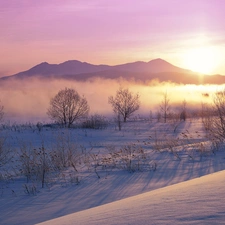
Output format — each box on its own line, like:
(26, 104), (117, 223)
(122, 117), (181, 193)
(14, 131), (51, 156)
(0, 137), (11, 168)
(107, 143), (152, 172)
(19, 144), (54, 188)
(82, 114), (108, 129)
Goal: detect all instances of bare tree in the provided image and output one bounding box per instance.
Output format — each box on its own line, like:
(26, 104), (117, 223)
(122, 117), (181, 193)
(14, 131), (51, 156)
(47, 88), (89, 128)
(180, 99), (187, 121)
(108, 87), (140, 122)
(201, 102), (213, 131)
(160, 92), (170, 123)
(210, 89), (225, 140)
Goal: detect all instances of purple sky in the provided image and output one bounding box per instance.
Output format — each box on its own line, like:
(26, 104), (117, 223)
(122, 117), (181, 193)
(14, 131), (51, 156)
(1, 0), (225, 75)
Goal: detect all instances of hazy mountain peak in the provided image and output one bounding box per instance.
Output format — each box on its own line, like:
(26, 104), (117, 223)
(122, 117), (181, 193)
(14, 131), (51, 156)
(2, 58), (225, 84)
(31, 61), (49, 68)
(60, 60), (84, 65)
(148, 58), (165, 63)
(148, 58), (175, 66)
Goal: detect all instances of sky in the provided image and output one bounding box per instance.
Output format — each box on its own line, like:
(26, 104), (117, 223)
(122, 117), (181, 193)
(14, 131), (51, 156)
(1, 0), (225, 76)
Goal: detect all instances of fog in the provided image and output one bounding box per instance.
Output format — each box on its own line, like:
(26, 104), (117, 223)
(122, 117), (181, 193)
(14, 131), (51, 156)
(0, 77), (223, 123)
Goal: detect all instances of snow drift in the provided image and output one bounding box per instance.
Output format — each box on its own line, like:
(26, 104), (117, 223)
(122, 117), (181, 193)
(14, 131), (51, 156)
(38, 170), (225, 225)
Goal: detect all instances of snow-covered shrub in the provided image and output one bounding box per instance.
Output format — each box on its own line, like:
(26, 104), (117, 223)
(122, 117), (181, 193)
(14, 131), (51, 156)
(0, 136), (11, 168)
(89, 151), (102, 178)
(150, 128), (212, 161)
(107, 143), (150, 172)
(50, 131), (83, 171)
(205, 90), (225, 146)
(0, 135), (13, 183)
(19, 142), (36, 183)
(151, 130), (168, 152)
(19, 144), (54, 188)
(201, 103), (213, 131)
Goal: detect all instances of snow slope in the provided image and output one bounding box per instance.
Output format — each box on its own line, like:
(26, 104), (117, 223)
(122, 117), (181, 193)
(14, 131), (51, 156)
(1, 119), (225, 225)
(38, 170), (225, 225)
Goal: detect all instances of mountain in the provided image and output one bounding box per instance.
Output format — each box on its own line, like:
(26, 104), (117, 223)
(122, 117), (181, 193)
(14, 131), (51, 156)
(1, 60), (110, 79)
(1, 58), (225, 84)
(113, 58), (189, 74)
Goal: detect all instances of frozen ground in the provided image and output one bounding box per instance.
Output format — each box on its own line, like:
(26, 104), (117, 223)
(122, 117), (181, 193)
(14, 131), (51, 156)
(0, 118), (225, 225)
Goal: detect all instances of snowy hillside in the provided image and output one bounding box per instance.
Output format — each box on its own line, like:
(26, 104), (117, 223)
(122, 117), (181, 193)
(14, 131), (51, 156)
(0, 119), (225, 225)
(38, 170), (225, 225)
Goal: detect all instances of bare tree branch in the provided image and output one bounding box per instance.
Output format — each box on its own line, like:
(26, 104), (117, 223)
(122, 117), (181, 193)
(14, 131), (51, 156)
(47, 88), (89, 127)
(108, 87), (140, 122)
(160, 92), (170, 123)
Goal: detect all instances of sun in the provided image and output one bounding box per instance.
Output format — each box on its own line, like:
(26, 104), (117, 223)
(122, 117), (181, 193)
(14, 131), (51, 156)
(183, 47), (219, 74)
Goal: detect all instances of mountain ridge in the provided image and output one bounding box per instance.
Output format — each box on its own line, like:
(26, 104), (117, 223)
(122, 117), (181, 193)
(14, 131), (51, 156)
(1, 58), (225, 84)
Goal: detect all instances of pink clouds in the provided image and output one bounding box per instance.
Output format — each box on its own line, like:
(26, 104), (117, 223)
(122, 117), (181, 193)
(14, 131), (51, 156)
(1, 0), (225, 75)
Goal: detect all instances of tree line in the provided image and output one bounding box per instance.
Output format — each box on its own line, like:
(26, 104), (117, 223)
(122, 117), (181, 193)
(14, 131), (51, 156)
(1, 86), (225, 141)
(47, 87), (140, 128)
(45, 87), (186, 128)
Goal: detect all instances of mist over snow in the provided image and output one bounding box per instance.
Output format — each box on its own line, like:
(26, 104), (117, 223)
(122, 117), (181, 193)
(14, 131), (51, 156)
(0, 77), (223, 123)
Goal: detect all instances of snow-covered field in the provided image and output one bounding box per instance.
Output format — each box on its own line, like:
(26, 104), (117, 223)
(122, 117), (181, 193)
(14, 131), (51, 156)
(0, 118), (225, 225)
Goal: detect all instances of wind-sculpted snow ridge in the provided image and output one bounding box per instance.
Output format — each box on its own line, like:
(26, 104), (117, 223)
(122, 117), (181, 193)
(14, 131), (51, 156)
(38, 170), (225, 225)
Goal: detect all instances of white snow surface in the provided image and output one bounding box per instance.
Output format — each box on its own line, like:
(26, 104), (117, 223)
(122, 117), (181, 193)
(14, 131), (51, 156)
(0, 119), (225, 225)
(38, 170), (225, 225)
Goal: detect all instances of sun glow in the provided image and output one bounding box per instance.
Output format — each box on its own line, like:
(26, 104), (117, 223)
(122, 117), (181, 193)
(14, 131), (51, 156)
(183, 47), (220, 74)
